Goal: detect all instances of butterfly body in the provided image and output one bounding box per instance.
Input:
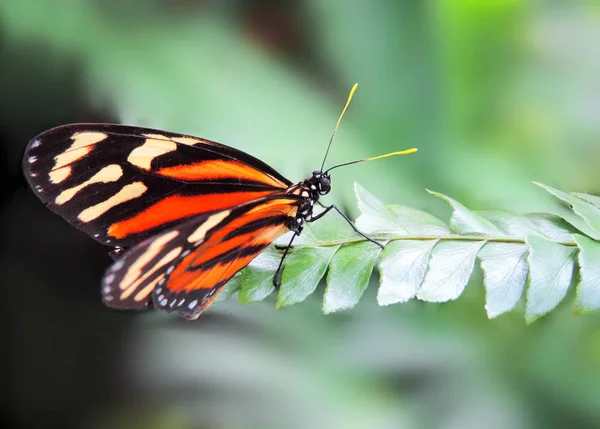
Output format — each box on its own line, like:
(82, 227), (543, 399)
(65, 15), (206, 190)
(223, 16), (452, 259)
(23, 123), (332, 319)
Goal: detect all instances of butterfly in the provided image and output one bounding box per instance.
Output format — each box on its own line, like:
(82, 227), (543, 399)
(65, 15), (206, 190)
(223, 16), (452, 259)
(22, 84), (417, 320)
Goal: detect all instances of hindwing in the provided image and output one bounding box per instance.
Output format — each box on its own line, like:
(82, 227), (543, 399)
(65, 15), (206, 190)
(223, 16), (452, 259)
(101, 195), (302, 319)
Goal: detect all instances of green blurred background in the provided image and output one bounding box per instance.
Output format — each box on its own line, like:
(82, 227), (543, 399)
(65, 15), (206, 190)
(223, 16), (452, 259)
(1, 1), (600, 428)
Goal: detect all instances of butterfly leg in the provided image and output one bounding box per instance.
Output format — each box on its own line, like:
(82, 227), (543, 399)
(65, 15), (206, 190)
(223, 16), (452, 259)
(273, 231), (299, 289)
(309, 203), (384, 249)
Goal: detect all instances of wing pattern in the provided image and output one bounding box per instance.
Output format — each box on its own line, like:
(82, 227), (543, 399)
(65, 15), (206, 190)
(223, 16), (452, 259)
(23, 124), (291, 246)
(101, 195), (301, 319)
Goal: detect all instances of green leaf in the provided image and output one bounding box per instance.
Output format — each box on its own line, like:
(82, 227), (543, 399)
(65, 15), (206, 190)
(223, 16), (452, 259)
(355, 183), (450, 236)
(354, 183), (450, 236)
(377, 239), (439, 305)
(524, 235), (577, 323)
(479, 212), (541, 236)
(237, 248), (280, 303)
(354, 183), (408, 235)
(481, 212), (580, 242)
(276, 246), (339, 308)
(524, 214), (582, 242)
(305, 207), (359, 243)
(214, 273), (242, 304)
(323, 242), (382, 314)
(572, 234), (600, 315)
(417, 241), (487, 302)
(534, 182), (600, 236)
(478, 243), (528, 318)
(386, 205), (451, 235)
(428, 190), (505, 235)
(571, 192), (600, 209)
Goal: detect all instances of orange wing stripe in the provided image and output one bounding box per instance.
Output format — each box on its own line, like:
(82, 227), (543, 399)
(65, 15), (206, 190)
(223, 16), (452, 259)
(189, 224), (278, 268)
(168, 224), (289, 293)
(186, 253), (259, 292)
(166, 198), (299, 293)
(157, 159), (287, 188)
(107, 191), (275, 239)
(197, 198), (299, 249)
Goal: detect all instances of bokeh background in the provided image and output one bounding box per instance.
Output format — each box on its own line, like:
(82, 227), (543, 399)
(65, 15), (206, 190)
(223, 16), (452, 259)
(2, 1), (600, 428)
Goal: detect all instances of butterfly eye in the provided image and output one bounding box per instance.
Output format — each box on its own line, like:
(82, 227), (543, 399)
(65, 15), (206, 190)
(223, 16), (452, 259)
(318, 175), (331, 195)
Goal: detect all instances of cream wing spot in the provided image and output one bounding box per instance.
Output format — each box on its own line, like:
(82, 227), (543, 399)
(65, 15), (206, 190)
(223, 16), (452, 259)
(120, 246), (182, 300)
(49, 166), (72, 184)
(53, 146), (92, 170)
(133, 275), (164, 302)
(55, 164), (123, 205)
(78, 182), (147, 222)
(143, 133), (171, 140)
(50, 132), (107, 172)
(188, 210), (232, 243)
(119, 230), (179, 290)
(171, 136), (204, 145)
(70, 132), (108, 149)
(128, 137), (177, 170)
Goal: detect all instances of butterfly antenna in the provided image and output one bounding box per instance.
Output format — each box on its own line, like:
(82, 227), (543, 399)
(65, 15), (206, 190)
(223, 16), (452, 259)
(320, 83), (358, 172)
(325, 148), (418, 173)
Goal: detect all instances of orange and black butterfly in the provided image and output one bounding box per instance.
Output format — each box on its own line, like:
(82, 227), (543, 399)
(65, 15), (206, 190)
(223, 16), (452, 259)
(22, 84), (416, 320)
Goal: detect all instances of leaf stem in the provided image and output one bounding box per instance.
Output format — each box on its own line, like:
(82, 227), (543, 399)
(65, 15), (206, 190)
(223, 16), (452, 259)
(278, 234), (578, 250)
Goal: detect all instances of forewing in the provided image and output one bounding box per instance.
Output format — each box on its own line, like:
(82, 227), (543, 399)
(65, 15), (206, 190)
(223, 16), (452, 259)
(102, 196), (301, 318)
(23, 124), (291, 247)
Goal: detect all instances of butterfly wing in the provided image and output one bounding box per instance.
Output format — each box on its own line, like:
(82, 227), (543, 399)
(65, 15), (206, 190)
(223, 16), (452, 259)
(23, 124), (291, 247)
(102, 195), (302, 319)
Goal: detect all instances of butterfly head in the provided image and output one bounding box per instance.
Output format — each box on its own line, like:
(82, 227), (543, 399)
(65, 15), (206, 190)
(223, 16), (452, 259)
(311, 170), (331, 196)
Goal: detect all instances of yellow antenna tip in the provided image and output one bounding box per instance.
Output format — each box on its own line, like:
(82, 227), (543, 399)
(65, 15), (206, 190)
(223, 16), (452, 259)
(320, 83), (361, 171)
(334, 83), (359, 130)
(365, 148), (418, 162)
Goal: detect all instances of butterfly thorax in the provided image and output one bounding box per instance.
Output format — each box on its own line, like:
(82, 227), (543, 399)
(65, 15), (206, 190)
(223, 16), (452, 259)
(287, 170), (331, 225)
